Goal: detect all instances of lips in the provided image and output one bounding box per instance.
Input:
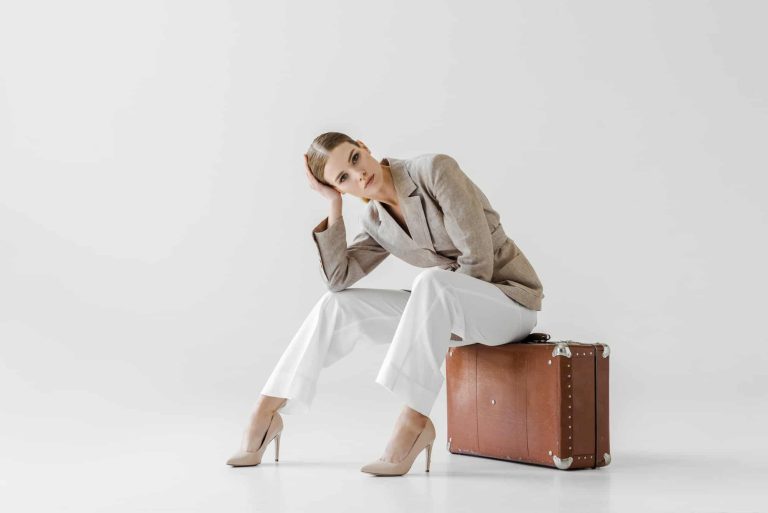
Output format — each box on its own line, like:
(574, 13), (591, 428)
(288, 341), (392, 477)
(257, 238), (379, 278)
(365, 174), (374, 189)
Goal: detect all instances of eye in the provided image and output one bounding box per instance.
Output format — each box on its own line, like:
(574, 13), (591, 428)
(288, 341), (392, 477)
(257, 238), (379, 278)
(338, 153), (359, 183)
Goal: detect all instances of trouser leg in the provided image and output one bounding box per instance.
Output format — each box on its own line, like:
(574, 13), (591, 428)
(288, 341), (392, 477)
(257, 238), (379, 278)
(260, 288), (410, 414)
(375, 268), (538, 417)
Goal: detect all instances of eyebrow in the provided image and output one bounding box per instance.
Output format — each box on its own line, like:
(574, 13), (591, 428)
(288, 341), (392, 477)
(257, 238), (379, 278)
(334, 149), (356, 183)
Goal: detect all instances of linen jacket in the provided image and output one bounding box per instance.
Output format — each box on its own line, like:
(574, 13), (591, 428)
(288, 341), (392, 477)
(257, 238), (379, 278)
(311, 153), (545, 311)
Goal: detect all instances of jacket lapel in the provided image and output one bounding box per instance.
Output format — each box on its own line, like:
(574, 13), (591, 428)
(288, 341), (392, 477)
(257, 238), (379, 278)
(375, 158), (435, 252)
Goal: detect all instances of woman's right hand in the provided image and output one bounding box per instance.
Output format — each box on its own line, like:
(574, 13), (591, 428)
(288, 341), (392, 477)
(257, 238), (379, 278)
(304, 154), (341, 203)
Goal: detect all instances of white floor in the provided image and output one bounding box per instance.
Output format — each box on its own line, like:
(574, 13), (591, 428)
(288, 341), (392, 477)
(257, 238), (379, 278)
(2, 377), (767, 513)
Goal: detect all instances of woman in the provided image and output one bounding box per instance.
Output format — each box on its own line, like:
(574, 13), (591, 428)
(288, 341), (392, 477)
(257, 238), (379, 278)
(226, 132), (544, 476)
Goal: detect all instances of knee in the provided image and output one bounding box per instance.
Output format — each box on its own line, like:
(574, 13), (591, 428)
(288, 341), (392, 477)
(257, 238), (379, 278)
(411, 267), (453, 292)
(318, 289), (341, 307)
(317, 289), (355, 312)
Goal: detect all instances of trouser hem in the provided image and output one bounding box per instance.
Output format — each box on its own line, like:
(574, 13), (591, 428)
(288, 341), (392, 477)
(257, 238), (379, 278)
(374, 362), (442, 417)
(260, 371), (316, 415)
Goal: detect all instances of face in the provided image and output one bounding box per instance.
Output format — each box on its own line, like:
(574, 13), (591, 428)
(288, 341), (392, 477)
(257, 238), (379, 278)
(322, 141), (382, 198)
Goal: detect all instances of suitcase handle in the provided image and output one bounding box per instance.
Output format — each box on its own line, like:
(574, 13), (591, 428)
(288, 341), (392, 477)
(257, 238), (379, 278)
(520, 332), (551, 343)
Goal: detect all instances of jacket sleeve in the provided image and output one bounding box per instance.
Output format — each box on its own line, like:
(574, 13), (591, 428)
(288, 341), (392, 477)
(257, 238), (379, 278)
(312, 216), (390, 292)
(429, 154), (494, 282)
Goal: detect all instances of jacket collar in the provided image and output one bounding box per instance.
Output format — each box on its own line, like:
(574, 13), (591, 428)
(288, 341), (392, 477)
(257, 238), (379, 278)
(383, 156), (418, 197)
(373, 157), (434, 251)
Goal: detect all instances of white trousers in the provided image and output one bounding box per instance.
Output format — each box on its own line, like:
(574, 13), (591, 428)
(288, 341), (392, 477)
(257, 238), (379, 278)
(260, 268), (538, 417)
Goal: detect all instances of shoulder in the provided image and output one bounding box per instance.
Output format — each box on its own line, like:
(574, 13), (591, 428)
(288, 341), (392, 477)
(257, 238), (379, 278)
(405, 153), (461, 187)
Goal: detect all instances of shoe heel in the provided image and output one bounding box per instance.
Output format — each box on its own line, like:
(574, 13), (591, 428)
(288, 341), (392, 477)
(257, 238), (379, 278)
(425, 443), (432, 472)
(274, 433), (281, 462)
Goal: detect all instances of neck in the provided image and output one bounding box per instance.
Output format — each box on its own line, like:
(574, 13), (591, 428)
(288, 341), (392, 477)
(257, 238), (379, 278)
(374, 164), (399, 207)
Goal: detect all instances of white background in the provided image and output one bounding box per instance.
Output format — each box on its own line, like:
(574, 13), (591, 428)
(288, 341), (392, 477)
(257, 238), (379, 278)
(1, 1), (766, 511)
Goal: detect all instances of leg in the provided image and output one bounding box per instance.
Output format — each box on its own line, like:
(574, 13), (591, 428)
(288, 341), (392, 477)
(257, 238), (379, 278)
(235, 288), (410, 455)
(372, 268), (538, 464)
(259, 287), (411, 415)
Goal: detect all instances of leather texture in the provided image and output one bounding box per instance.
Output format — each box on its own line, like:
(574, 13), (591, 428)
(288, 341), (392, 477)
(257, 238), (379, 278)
(311, 153), (545, 311)
(445, 332), (610, 470)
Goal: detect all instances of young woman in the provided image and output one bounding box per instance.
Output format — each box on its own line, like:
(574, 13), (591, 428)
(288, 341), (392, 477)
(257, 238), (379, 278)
(226, 132), (545, 476)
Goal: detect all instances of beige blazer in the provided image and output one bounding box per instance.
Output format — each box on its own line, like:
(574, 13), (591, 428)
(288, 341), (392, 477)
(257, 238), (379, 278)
(311, 153), (545, 311)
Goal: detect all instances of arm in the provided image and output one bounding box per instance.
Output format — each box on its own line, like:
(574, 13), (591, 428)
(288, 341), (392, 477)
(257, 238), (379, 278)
(429, 154), (494, 281)
(312, 214), (390, 292)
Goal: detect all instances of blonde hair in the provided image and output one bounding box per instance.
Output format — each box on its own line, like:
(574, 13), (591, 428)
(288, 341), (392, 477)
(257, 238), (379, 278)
(306, 132), (371, 204)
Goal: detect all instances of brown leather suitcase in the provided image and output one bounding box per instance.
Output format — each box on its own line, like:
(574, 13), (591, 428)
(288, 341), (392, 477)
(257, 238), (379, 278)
(445, 332), (610, 470)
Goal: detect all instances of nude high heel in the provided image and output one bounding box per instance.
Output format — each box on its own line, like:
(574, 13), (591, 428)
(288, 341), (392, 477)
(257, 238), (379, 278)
(360, 417), (436, 476)
(226, 411), (283, 467)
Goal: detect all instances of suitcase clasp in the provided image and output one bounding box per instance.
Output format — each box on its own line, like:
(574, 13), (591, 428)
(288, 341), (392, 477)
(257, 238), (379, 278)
(552, 343), (572, 358)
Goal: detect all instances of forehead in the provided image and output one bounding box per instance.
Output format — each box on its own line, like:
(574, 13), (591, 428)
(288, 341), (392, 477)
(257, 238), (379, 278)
(323, 143), (357, 181)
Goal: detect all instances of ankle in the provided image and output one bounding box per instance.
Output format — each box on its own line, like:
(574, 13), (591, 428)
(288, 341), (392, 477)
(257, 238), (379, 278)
(401, 408), (428, 429)
(253, 397), (287, 418)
